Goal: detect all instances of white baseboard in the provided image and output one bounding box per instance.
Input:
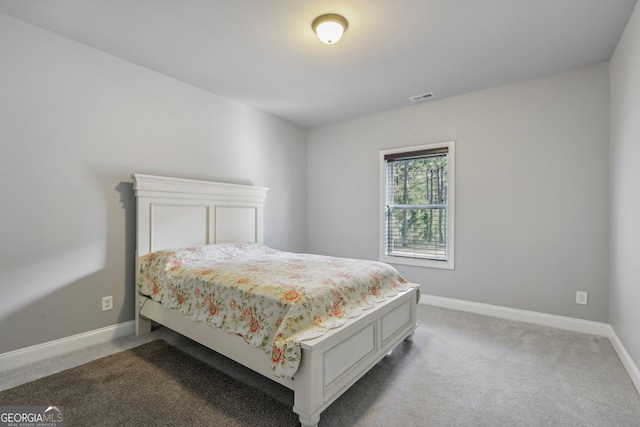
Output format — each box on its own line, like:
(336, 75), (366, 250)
(420, 294), (640, 396)
(420, 294), (611, 335)
(606, 325), (640, 395)
(0, 321), (135, 372)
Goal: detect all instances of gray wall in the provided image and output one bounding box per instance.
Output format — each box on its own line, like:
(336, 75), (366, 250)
(0, 13), (308, 354)
(610, 2), (640, 376)
(308, 63), (610, 323)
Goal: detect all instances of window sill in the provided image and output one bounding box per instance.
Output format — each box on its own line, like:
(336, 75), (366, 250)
(379, 253), (454, 270)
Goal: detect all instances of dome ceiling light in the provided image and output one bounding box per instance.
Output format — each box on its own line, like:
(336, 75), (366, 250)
(312, 13), (348, 45)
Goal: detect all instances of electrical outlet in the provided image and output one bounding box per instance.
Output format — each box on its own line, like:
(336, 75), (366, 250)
(102, 296), (113, 311)
(576, 291), (588, 305)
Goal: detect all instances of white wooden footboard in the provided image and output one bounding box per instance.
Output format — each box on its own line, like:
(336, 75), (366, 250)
(292, 287), (418, 427)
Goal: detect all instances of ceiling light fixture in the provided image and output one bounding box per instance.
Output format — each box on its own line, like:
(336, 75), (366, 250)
(312, 13), (348, 45)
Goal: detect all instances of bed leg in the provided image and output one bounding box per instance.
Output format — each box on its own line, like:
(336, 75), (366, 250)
(299, 414), (320, 427)
(135, 293), (152, 336)
(136, 316), (152, 336)
(404, 332), (415, 342)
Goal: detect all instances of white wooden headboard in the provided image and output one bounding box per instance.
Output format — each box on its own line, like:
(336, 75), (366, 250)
(133, 174), (268, 257)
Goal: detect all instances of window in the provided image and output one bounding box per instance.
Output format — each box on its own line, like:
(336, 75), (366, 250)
(380, 141), (455, 269)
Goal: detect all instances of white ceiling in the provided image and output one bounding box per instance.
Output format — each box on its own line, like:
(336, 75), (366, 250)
(0, 0), (636, 128)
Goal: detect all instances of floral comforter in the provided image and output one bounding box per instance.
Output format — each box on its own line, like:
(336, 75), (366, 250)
(137, 243), (418, 378)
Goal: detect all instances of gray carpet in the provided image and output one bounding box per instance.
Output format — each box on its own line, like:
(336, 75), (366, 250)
(0, 339), (299, 426)
(321, 307), (640, 426)
(1, 305), (639, 426)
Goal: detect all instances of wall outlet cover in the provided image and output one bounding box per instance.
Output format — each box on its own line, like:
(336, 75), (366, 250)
(576, 291), (588, 305)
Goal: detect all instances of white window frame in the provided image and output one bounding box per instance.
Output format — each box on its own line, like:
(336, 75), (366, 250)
(379, 141), (455, 270)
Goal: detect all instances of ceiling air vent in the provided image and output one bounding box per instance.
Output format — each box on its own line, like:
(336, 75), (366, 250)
(409, 92), (436, 103)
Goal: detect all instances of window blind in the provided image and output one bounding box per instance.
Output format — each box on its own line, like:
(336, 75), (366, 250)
(384, 147), (449, 261)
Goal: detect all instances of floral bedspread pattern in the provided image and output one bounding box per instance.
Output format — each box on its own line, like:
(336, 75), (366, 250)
(137, 243), (418, 378)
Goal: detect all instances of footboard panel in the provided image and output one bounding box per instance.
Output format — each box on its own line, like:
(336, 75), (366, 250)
(293, 287), (418, 425)
(382, 298), (414, 345)
(323, 319), (378, 390)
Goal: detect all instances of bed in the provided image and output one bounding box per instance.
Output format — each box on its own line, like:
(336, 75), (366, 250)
(133, 174), (419, 427)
